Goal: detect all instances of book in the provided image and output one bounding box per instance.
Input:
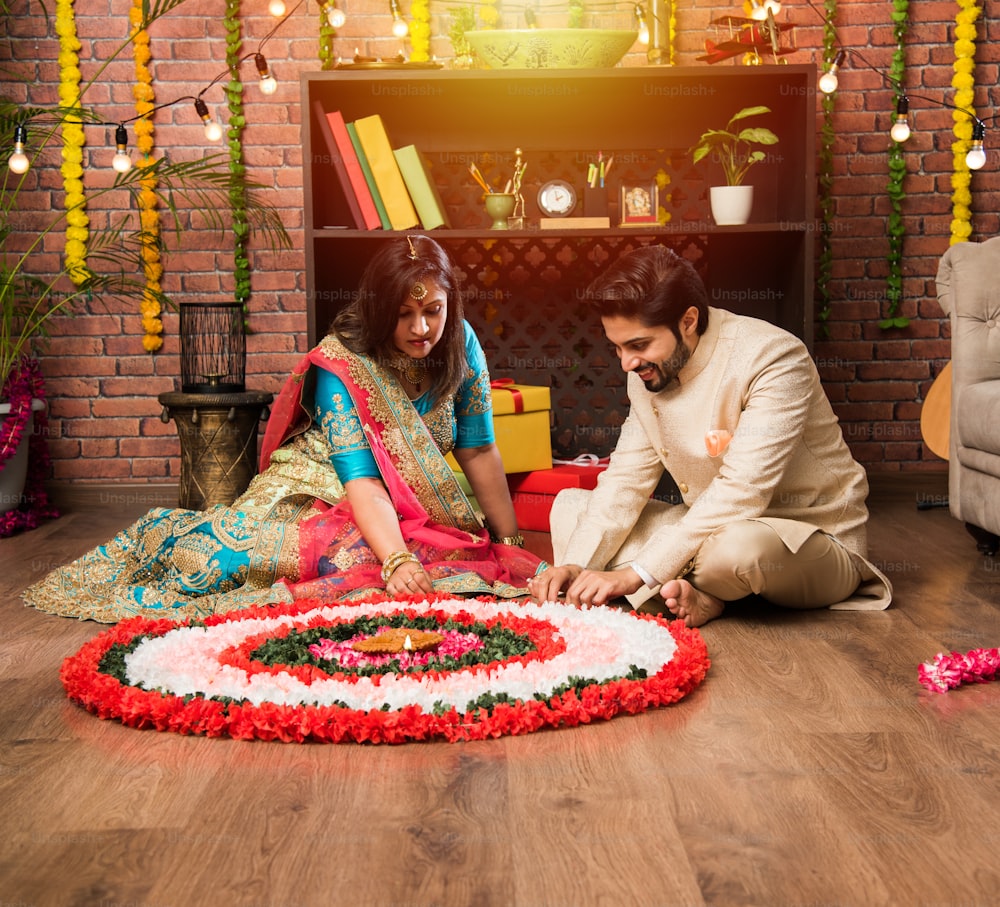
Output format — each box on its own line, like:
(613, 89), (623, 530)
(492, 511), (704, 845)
(352, 114), (420, 231)
(318, 105), (381, 230)
(311, 102), (364, 229)
(392, 144), (451, 230)
(346, 122), (391, 230)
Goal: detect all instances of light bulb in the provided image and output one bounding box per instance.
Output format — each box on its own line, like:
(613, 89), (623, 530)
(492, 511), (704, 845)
(764, 0), (781, 14)
(819, 50), (846, 95)
(112, 124), (132, 172)
(194, 98), (223, 142)
(327, 5), (346, 28)
(254, 53), (278, 94)
(389, 0), (408, 37)
(268, 0), (285, 15)
(634, 4), (650, 45)
(890, 97), (910, 143)
(750, 2), (768, 21)
(966, 121), (987, 170)
(8, 125), (29, 174)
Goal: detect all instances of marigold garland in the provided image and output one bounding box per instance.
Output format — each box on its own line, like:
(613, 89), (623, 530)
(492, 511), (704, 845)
(130, 0), (164, 353)
(410, 0), (431, 61)
(949, 0), (981, 246)
(56, 0), (88, 284)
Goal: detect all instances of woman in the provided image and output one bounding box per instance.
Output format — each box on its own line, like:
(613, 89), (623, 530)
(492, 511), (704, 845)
(24, 236), (544, 623)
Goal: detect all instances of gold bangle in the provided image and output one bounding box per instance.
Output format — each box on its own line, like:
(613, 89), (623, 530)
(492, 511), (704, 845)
(380, 550), (420, 584)
(493, 534), (525, 548)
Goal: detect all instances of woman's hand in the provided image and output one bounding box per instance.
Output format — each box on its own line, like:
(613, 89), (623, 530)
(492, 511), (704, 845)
(385, 558), (434, 597)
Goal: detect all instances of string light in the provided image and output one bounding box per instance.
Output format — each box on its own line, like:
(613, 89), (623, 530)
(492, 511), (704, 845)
(193, 97), (223, 142)
(890, 96), (911, 143)
(966, 120), (987, 171)
(819, 49), (846, 95)
(111, 123), (132, 172)
(268, 0), (286, 15)
(633, 4), (649, 45)
(8, 124), (30, 174)
(324, 4), (346, 28)
(254, 53), (278, 94)
(389, 0), (408, 37)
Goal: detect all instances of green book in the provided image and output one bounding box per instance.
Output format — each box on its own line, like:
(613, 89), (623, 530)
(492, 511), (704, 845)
(393, 144), (451, 231)
(346, 121), (391, 230)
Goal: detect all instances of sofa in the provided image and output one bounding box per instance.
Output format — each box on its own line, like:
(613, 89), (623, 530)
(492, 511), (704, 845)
(935, 236), (1000, 555)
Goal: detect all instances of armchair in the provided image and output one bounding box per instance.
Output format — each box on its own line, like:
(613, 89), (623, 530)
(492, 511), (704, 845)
(935, 236), (1000, 556)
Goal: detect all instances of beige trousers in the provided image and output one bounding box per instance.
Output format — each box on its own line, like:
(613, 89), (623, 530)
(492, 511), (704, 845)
(550, 491), (863, 610)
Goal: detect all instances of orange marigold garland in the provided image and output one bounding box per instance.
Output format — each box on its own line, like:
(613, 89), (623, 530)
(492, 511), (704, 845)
(130, 0), (164, 352)
(56, 0), (89, 283)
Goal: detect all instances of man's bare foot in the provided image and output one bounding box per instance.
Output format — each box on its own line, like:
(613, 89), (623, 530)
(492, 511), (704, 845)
(660, 579), (725, 628)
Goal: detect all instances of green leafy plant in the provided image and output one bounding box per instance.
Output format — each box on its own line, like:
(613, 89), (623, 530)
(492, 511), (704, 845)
(690, 105), (780, 187)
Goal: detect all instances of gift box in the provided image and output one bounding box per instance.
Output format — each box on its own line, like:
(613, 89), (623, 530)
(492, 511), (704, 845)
(507, 461), (609, 532)
(447, 381), (552, 475)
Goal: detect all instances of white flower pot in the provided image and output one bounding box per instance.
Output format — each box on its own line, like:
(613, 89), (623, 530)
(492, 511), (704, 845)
(0, 398), (45, 515)
(709, 185), (754, 226)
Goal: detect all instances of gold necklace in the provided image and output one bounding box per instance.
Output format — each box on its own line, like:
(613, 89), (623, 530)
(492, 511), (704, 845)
(401, 360), (426, 387)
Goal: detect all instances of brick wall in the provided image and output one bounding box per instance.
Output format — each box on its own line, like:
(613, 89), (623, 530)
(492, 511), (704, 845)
(4, 0), (998, 483)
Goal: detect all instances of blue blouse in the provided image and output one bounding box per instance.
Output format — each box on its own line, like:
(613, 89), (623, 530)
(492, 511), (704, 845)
(312, 320), (494, 483)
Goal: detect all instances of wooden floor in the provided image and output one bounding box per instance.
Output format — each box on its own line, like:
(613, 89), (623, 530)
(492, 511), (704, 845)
(3, 473), (1000, 907)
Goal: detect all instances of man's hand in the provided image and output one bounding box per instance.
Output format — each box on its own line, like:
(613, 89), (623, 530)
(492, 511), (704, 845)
(528, 565), (645, 607)
(564, 567), (644, 608)
(526, 564), (581, 603)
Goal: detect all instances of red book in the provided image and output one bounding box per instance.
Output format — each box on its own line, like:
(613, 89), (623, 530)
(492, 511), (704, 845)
(313, 103), (381, 230)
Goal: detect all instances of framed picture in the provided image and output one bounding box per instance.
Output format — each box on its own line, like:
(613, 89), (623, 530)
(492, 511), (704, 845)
(619, 180), (658, 226)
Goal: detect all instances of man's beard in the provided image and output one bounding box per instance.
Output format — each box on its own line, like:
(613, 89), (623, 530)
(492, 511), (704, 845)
(635, 342), (691, 392)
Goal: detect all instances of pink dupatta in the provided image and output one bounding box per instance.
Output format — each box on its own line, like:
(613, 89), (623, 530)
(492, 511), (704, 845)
(262, 337), (542, 600)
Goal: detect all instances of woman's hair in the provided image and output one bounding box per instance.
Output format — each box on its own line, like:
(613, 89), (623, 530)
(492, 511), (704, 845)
(584, 245), (709, 339)
(331, 235), (468, 401)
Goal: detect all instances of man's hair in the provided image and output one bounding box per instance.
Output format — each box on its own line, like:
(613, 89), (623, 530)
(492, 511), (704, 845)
(584, 245), (709, 338)
(331, 235), (468, 401)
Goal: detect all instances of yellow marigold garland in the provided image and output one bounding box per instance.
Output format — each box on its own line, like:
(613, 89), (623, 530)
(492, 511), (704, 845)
(56, 0), (88, 284)
(949, 0), (981, 246)
(130, 0), (164, 352)
(410, 0), (431, 61)
(477, 0), (499, 28)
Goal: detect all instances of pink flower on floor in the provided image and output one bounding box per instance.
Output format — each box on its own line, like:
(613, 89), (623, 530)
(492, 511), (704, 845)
(918, 647), (1000, 693)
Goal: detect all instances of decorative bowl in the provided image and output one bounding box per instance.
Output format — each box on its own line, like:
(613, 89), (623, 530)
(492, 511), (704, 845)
(463, 28), (638, 70)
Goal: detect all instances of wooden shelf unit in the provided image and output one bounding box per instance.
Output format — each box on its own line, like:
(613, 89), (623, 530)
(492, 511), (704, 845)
(300, 66), (817, 459)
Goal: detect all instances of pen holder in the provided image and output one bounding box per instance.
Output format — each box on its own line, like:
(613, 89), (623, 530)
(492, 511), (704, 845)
(484, 193), (516, 230)
(583, 185), (609, 219)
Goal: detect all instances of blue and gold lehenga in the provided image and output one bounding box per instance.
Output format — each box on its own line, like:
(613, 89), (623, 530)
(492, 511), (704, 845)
(23, 324), (545, 623)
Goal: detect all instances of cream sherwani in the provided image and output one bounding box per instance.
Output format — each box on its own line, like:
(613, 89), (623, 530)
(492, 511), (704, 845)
(553, 307), (892, 610)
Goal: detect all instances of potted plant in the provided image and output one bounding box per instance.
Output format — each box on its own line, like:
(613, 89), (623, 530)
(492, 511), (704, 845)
(690, 105), (779, 225)
(1, 0), (289, 536)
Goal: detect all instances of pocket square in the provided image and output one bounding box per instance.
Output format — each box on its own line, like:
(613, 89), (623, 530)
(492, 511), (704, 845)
(705, 429), (733, 457)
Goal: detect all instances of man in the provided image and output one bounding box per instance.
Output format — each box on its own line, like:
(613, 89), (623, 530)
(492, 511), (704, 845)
(528, 245), (891, 627)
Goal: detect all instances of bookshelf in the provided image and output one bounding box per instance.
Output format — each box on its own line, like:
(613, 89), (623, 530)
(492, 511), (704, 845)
(300, 66), (817, 459)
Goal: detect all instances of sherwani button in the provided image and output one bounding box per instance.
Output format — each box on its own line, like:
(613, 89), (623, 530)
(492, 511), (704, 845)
(679, 482), (689, 493)
(660, 448), (669, 457)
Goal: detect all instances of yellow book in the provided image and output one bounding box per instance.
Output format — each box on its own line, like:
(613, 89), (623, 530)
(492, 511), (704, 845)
(392, 144), (451, 230)
(353, 115), (419, 231)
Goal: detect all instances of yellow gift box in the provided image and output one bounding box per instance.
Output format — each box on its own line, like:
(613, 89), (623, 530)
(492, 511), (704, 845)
(447, 382), (552, 475)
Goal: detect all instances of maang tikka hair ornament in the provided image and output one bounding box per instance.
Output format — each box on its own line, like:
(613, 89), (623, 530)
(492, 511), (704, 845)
(406, 235), (419, 259)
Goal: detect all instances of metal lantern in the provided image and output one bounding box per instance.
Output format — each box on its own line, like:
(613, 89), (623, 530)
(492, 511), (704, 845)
(179, 302), (246, 394)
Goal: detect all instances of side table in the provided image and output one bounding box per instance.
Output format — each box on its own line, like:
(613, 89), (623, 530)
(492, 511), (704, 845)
(158, 390), (273, 510)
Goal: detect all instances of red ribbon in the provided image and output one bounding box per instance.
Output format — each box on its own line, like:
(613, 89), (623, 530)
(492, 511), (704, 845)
(490, 378), (524, 413)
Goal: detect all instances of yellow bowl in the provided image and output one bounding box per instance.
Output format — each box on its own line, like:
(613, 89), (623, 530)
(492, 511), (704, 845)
(463, 28), (638, 70)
